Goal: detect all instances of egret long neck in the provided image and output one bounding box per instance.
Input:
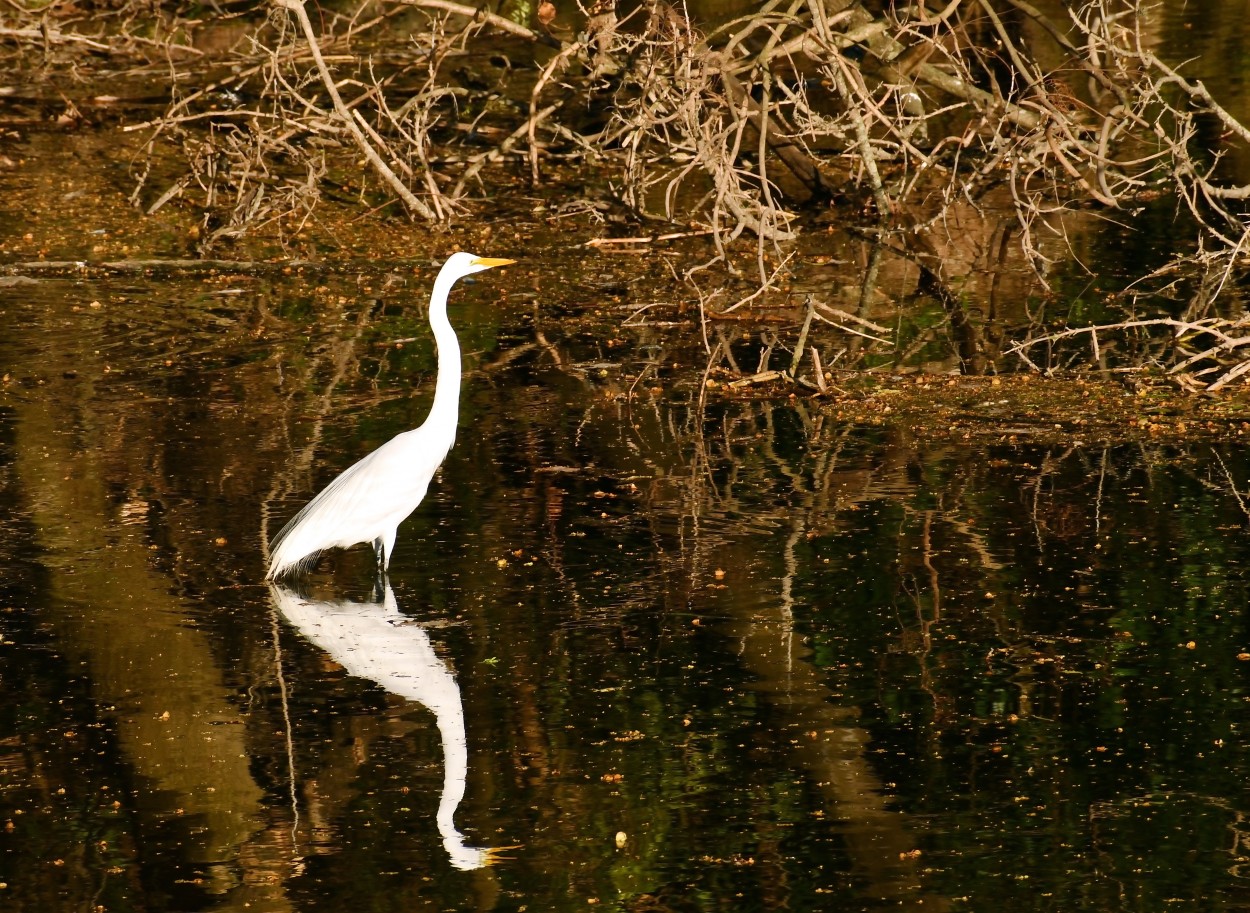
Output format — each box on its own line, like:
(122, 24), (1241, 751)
(424, 265), (464, 441)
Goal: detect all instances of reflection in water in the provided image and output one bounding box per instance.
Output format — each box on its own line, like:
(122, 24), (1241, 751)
(270, 583), (495, 871)
(4, 263), (1250, 910)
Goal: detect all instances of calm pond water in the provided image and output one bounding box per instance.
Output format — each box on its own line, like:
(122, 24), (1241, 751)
(0, 264), (1248, 913)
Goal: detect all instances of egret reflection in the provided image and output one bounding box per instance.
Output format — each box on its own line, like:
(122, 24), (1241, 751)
(270, 582), (495, 870)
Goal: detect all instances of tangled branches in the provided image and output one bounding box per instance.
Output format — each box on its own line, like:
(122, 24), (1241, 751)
(582, 1), (1250, 280)
(6, 0), (1250, 384)
(115, 3), (1250, 262)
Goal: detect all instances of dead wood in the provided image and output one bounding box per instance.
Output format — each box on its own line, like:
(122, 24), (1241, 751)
(6, 0), (1250, 387)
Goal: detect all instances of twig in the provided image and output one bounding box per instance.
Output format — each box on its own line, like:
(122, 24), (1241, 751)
(810, 310), (893, 345)
(810, 346), (827, 393)
(1206, 359), (1250, 392)
(1009, 318), (1241, 358)
(529, 40), (584, 183)
(729, 370), (784, 388)
(1008, 314), (1250, 388)
(1212, 449), (1250, 521)
(808, 1), (889, 215)
(813, 301), (891, 334)
(0, 258), (305, 274)
(789, 296), (816, 377)
(717, 55), (830, 199)
(585, 230), (716, 247)
(0, 26), (111, 50)
(397, 0), (550, 43)
(1139, 48), (1250, 146)
(722, 251), (796, 312)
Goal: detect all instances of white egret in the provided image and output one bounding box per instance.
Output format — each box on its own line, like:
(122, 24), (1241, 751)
(266, 252), (514, 580)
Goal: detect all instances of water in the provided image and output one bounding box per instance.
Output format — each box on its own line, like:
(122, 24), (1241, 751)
(1, 266), (1248, 912)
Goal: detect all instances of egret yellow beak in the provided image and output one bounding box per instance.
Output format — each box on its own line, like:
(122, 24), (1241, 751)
(472, 256), (516, 268)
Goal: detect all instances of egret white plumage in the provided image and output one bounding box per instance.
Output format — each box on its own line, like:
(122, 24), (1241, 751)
(266, 252), (514, 580)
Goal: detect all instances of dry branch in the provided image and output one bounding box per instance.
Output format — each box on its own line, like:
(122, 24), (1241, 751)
(397, 0), (546, 42)
(29, 0), (1242, 389)
(274, 0), (438, 221)
(1007, 316), (1250, 391)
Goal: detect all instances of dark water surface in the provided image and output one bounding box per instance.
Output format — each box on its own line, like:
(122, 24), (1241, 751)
(0, 268), (1248, 912)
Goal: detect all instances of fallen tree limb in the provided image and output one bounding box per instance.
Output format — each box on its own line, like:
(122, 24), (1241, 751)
(397, 0), (553, 43)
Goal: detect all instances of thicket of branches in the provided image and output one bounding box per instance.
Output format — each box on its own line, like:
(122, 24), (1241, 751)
(7, 0), (1250, 386)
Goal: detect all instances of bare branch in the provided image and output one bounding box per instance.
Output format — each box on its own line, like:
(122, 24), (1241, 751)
(274, 0), (438, 221)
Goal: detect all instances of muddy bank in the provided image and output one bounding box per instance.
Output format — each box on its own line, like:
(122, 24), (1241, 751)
(725, 373), (1250, 447)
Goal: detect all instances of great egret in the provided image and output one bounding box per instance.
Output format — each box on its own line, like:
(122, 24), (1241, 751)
(266, 252), (514, 580)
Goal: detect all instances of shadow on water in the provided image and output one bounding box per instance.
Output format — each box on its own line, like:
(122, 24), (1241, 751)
(0, 268), (1248, 912)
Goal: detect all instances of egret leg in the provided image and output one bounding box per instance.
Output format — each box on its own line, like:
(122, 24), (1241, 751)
(371, 536), (389, 602)
(380, 528), (397, 571)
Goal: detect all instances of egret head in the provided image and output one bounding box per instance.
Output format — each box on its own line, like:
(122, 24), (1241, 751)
(446, 251), (515, 278)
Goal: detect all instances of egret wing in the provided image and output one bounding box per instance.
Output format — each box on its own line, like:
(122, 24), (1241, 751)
(267, 427), (451, 577)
